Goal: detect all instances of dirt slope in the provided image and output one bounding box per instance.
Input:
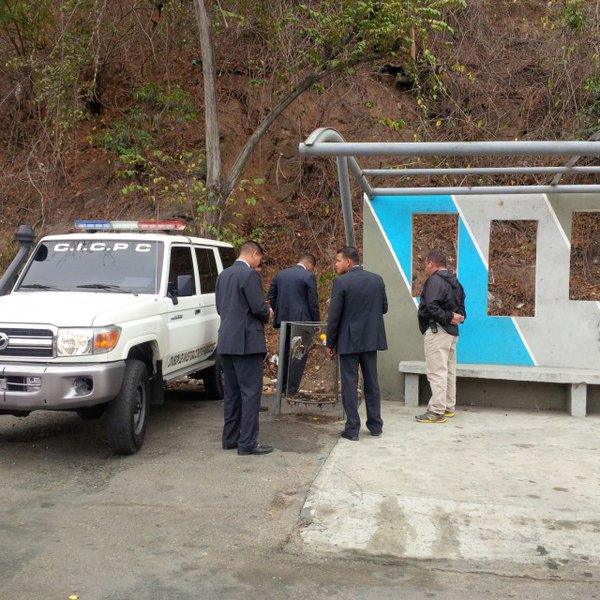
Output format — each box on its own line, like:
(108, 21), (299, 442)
(0, 1), (598, 302)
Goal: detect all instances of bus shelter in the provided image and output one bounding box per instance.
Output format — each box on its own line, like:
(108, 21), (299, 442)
(298, 128), (600, 415)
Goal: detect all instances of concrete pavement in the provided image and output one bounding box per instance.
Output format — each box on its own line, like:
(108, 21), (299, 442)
(295, 402), (600, 581)
(0, 390), (598, 598)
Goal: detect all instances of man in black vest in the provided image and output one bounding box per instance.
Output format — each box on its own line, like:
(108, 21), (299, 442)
(268, 253), (320, 395)
(415, 249), (466, 423)
(215, 241), (273, 455)
(326, 246), (388, 441)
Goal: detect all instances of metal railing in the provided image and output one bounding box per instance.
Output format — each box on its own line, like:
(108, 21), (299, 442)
(298, 127), (600, 246)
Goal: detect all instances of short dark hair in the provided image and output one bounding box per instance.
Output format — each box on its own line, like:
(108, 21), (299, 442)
(426, 249), (447, 267)
(239, 240), (264, 256)
(299, 253), (316, 266)
(337, 246), (360, 264)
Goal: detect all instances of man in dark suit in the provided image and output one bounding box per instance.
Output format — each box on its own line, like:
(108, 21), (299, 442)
(268, 253), (320, 328)
(215, 241), (273, 455)
(268, 253), (320, 395)
(326, 246), (388, 441)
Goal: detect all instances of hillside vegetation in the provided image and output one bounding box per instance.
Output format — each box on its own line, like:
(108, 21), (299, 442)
(0, 0), (599, 277)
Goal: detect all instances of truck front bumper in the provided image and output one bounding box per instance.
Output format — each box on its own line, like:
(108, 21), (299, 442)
(0, 361), (126, 411)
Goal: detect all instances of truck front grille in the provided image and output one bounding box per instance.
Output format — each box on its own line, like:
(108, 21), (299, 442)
(4, 376), (27, 391)
(0, 328), (54, 358)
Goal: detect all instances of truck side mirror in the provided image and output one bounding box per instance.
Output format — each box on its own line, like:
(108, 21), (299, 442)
(33, 244), (48, 262)
(167, 281), (178, 305)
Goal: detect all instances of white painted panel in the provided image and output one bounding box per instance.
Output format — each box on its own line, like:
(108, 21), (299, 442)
(455, 194), (600, 369)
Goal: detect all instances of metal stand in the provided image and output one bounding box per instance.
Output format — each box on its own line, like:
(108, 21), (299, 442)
(274, 321), (339, 415)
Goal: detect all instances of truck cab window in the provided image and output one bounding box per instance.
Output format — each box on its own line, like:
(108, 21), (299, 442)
(218, 247), (236, 269)
(195, 248), (218, 293)
(168, 246), (196, 295)
(17, 240), (163, 294)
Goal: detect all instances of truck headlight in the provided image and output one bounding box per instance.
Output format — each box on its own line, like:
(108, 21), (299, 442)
(57, 326), (121, 356)
(57, 329), (93, 356)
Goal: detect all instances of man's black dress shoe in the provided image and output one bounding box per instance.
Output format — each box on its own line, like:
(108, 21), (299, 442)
(237, 444), (274, 455)
(340, 431), (359, 441)
(222, 443), (238, 450)
(259, 406), (268, 412)
(369, 431), (382, 437)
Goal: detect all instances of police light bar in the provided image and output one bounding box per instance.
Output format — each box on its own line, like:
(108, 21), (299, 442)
(74, 220), (186, 231)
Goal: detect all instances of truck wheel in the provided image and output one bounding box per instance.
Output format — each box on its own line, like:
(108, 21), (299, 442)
(76, 404), (107, 420)
(107, 359), (149, 455)
(203, 355), (224, 399)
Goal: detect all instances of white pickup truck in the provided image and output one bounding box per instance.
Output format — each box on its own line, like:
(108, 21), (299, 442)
(0, 220), (235, 454)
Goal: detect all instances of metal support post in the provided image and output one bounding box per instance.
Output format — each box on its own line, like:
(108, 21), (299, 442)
(336, 157), (355, 247)
(274, 321), (288, 416)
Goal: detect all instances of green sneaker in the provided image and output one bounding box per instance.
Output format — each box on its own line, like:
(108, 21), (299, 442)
(444, 410), (455, 418)
(415, 412), (447, 423)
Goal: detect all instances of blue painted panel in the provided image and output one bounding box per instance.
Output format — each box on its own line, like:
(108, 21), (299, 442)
(370, 195), (534, 366)
(456, 220), (533, 365)
(370, 195), (455, 285)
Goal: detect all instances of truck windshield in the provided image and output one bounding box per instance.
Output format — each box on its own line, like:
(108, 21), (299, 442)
(17, 239), (164, 294)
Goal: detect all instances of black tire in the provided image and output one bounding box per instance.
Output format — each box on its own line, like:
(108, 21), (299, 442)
(107, 359), (149, 455)
(203, 355), (224, 399)
(76, 404), (107, 420)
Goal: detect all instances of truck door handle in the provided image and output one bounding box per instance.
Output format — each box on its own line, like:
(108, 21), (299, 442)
(195, 309), (201, 314)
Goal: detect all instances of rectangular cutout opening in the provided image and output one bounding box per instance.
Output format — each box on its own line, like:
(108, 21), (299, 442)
(488, 220), (537, 317)
(570, 211), (600, 301)
(412, 213), (458, 297)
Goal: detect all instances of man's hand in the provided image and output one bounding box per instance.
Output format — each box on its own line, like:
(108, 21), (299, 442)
(326, 347), (336, 358)
(451, 312), (465, 325)
(268, 307), (274, 321)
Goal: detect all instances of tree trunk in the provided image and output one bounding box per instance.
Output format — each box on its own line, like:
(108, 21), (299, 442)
(192, 4), (387, 236)
(221, 53), (383, 201)
(193, 0), (222, 235)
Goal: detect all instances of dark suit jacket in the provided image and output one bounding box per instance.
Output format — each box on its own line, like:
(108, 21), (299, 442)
(267, 264), (320, 328)
(216, 260), (270, 355)
(326, 266), (388, 354)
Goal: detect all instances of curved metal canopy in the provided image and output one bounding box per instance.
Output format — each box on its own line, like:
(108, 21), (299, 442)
(299, 127), (600, 246)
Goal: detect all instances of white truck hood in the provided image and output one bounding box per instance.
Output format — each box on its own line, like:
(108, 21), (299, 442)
(0, 292), (162, 327)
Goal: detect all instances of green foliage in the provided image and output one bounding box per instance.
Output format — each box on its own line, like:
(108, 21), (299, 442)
(97, 83), (194, 155)
(132, 83), (197, 122)
(1, 0), (466, 234)
(563, 0), (585, 31)
(94, 82), (205, 219)
(237, 178), (265, 207)
(211, 176), (267, 244)
(0, 0), (53, 47)
(306, 0), (465, 69)
(95, 77), (266, 237)
(576, 74), (600, 138)
(1, 1), (199, 150)
(97, 124), (153, 156)
(378, 117), (407, 132)
(0, 0), (124, 152)
(317, 271), (338, 300)
(2, 1), (102, 136)
(226, 0), (465, 91)
(211, 0), (466, 150)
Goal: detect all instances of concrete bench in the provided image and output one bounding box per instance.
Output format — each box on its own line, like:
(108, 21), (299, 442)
(398, 361), (600, 417)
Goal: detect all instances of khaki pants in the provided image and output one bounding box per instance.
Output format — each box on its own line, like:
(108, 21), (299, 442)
(424, 328), (457, 415)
